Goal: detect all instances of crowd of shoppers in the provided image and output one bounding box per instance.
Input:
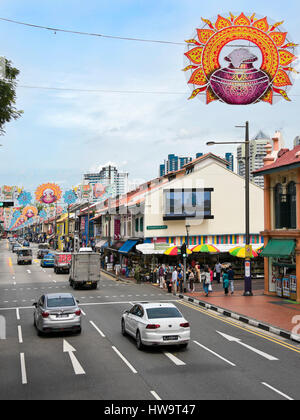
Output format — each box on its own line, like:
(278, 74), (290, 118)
(153, 262), (234, 297)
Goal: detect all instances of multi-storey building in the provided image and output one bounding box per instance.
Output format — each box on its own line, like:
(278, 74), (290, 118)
(253, 133), (300, 302)
(159, 154), (193, 177)
(225, 152), (234, 172)
(83, 164), (128, 197)
(237, 130), (277, 188)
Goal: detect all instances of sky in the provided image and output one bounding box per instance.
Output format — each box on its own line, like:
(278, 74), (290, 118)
(0, 0), (300, 194)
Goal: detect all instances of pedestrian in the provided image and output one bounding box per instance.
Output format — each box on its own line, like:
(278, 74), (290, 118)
(208, 266), (213, 294)
(228, 265), (235, 295)
(158, 265), (165, 289)
(188, 269), (195, 293)
(203, 265), (210, 297)
(195, 263), (201, 283)
(214, 261), (222, 283)
(223, 269), (229, 295)
(172, 267), (178, 294)
(165, 266), (172, 293)
(178, 268), (184, 293)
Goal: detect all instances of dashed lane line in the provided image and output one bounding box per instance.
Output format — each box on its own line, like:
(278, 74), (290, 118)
(262, 382), (294, 401)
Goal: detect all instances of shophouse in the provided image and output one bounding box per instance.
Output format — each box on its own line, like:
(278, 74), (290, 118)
(253, 136), (300, 302)
(93, 153), (264, 274)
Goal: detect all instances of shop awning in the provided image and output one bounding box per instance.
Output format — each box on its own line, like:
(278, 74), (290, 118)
(119, 240), (138, 254)
(261, 239), (295, 258)
(95, 240), (108, 249)
(107, 241), (126, 252)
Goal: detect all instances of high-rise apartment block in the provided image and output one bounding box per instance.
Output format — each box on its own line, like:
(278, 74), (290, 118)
(237, 131), (272, 188)
(225, 152), (234, 171)
(83, 164), (128, 197)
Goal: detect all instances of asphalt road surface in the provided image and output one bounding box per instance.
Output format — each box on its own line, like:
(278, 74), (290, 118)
(1, 239), (300, 400)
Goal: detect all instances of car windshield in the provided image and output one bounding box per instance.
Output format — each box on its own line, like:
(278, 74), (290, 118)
(47, 297), (75, 308)
(19, 250), (31, 256)
(146, 307), (182, 319)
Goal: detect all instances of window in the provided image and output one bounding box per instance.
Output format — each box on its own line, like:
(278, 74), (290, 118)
(163, 188), (213, 220)
(146, 307), (182, 319)
(274, 182), (296, 229)
(47, 297), (76, 308)
(288, 181), (296, 229)
(139, 217), (144, 232)
(135, 218), (139, 232)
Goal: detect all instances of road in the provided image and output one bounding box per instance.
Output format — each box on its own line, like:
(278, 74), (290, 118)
(0, 239), (300, 400)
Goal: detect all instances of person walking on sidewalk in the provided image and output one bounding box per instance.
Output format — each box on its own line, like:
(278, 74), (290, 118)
(203, 265), (210, 297)
(222, 268), (229, 295)
(172, 267), (178, 294)
(214, 261), (222, 284)
(228, 265), (235, 295)
(208, 266), (213, 294)
(158, 265), (165, 289)
(188, 269), (195, 293)
(165, 266), (172, 293)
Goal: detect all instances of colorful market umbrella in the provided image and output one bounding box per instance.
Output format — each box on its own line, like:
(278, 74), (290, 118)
(229, 246), (258, 259)
(256, 246), (264, 254)
(164, 246), (192, 256)
(192, 244), (220, 253)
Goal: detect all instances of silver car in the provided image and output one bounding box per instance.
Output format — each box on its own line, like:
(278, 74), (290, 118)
(33, 293), (82, 335)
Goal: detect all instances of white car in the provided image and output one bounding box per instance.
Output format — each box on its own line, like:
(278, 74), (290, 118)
(121, 302), (190, 350)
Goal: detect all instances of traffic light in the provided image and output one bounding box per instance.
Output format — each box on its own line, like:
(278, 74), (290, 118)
(181, 243), (187, 258)
(0, 202), (14, 207)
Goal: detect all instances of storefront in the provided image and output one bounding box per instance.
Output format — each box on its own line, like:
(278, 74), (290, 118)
(261, 239), (296, 300)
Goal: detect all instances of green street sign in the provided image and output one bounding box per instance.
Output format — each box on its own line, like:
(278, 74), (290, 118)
(147, 225), (168, 230)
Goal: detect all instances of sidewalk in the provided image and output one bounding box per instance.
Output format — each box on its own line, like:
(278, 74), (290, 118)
(183, 280), (300, 342)
(102, 269), (300, 342)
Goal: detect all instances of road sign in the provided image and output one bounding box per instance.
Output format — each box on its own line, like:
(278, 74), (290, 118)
(0, 202), (14, 207)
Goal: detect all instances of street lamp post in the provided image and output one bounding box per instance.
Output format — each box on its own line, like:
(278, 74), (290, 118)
(184, 224), (191, 293)
(206, 121), (253, 296)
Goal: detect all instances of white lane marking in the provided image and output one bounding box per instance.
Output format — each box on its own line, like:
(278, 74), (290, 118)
(112, 346), (137, 374)
(164, 352), (186, 366)
(80, 309), (86, 316)
(18, 325), (23, 344)
(0, 300), (179, 311)
(63, 340), (85, 375)
(262, 382), (294, 400)
(90, 321), (105, 337)
(16, 308), (20, 320)
(27, 270), (31, 274)
(20, 353), (27, 385)
(193, 340), (236, 367)
(150, 390), (162, 401)
(53, 279), (56, 283)
(217, 331), (279, 361)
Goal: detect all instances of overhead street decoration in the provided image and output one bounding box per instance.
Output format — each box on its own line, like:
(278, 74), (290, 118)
(35, 183), (62, 205)
(184, 12), (298, 105)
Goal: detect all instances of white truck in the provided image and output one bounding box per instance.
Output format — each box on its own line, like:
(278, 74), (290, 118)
(69, 252), (101, 290)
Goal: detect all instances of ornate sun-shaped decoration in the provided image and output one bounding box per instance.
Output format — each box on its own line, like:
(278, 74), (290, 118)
(35, 183), (62, 205)
(22, 205), (38, 219)
(183, 12), (298, 105)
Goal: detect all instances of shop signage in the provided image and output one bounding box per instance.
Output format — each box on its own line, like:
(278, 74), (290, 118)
(154, 243), (173, 251)
(147, 225), (168, 230)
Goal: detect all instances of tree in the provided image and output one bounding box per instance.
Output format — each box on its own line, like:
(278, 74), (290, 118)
(0, 59), (23, 135)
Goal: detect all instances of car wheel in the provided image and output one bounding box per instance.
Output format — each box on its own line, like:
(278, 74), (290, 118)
(121, 319), (127, 336)
(136, 330), (144, 350)
(179, 343), (188, 350)
(37, 328), (44, 337)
